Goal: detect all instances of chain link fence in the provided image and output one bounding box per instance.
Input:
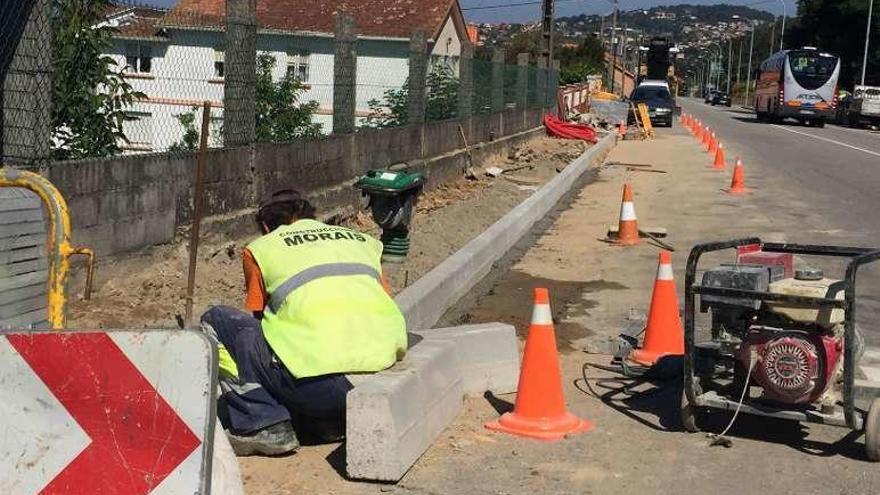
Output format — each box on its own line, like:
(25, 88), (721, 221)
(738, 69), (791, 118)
(0, 0), (559, 166)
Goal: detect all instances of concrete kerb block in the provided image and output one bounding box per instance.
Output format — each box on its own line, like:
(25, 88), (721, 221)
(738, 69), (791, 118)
(395, 132), (617, 331)
(346, 339), (463, 481)
(412, 322), (520, 396)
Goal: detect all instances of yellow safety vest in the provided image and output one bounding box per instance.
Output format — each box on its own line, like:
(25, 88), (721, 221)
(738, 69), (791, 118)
(247, 219), (406, 378)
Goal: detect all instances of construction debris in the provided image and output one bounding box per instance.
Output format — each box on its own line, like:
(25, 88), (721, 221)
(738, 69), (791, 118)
(484, 167), (504, 177)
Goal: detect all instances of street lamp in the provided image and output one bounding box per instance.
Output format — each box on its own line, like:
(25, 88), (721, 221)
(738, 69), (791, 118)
(727, 35), (733, 93)
(708, 42), (723, 91)
(862, 0), (875, 86)
(775, 0), (786, 51)
(734, 15), (757, 106)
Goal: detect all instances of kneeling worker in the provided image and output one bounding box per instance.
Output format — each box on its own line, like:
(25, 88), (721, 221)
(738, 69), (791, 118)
(202, 189), (407, 456)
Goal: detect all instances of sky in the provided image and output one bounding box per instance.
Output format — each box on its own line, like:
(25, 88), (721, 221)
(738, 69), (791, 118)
(142, 0), (796, 24)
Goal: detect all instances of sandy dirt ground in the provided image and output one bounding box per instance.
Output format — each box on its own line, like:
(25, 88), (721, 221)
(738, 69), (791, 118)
(66, 136), (586, 329)
(64, 121), (880, 494)
(239, 125), (879, 495)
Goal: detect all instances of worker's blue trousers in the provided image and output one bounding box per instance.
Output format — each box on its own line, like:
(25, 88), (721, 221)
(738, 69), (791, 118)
(200, 306), (353, 435)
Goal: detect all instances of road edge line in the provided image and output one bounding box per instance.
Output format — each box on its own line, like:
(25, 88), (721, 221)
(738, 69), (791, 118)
(771, 125), (880, 158)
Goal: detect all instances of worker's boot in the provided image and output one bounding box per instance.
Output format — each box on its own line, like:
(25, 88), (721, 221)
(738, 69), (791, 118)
(225, 420), (299, 457)
(295, 415), (346, 444)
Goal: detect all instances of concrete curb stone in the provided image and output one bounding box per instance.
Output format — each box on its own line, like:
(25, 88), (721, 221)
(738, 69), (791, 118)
(395, 132), (616, 332)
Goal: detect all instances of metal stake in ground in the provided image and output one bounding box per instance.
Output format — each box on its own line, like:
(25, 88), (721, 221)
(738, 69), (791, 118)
(184, 101), (213, 326)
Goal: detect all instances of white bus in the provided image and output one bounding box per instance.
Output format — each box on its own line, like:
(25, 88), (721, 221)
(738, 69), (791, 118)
(754, 47), (841, 127)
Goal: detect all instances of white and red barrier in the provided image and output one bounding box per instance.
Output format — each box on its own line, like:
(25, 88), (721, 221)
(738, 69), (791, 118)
(0, 330), (217, 494)
(557, 84), (592, 120)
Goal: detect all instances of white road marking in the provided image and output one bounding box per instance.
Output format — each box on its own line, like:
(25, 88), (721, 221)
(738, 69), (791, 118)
(829, 124), (880, 137)
(771, 125), (880, 158)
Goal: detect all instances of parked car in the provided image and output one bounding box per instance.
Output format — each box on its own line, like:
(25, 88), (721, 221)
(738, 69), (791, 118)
(704, 90), (720, 104)
(840, 86), (880, 128)
(630, 84), (676, 127)
(639, 79), (671, 92)
(712, 92), (732, 107)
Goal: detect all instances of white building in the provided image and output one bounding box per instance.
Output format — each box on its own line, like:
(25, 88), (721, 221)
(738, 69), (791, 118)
(104, 0), (470, 153)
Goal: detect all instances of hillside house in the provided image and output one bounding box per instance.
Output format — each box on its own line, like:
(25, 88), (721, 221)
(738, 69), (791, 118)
(104, 0), (469, 153)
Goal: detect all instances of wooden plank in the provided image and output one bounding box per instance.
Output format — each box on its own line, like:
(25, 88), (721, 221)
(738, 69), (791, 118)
(0, 221), (46, 239)
(0, 307), (49, 329)
(0, 258), (48, 276)
(0, 246), (44, 265)
(0, 270), (48, 293)
(0, 188), (39, 200)
(0, 283), (46, 306)
(0, 232), (46, 251)
(0, 198), (44, 212)
(0, 296), (47, 319)
(0, 208), (43, 225)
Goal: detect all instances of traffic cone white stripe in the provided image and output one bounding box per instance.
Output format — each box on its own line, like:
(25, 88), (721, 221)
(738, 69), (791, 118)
(531, 303), (553, 326)
(657, 263), (674, 281)
(620, 202), (637, 221)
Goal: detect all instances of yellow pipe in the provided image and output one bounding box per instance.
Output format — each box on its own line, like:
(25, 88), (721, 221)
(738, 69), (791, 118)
(0, 168), (72, 329)
(70, 247), (96, 301)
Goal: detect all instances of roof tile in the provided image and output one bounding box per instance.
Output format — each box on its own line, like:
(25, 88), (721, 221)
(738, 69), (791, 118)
(164, 0), (458, 39)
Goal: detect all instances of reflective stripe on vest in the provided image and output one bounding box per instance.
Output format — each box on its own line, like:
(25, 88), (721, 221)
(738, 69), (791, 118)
(267, 262), (381, 314)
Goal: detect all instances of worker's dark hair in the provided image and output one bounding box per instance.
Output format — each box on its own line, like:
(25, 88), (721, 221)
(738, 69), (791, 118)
(255, 189), (316, 233)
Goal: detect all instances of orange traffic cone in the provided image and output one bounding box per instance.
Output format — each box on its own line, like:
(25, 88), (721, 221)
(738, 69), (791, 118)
(725, 157), (749, 194)
(630, 251), (685, 366)
(707, 132), (718, 153)
(701, 127), (711, 148)
(485, 288), (594, 441)
(711, 142), (726, 170)
(613, 182), (640, 246)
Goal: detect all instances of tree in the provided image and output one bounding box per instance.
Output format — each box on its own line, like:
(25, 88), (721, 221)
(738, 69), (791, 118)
(557, 36), (606, 85)
(51, 0), (144, 160)
(788, 0), (879, 88)
(362, 63), (461, 128)
(168, 106), (200, 152)
(254, 54), (321, 142)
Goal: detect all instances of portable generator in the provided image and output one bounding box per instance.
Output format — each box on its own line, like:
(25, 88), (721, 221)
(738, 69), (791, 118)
(681, 239), (880, 460)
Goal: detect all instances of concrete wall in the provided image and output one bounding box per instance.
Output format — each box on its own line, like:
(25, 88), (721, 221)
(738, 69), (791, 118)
(48, 108), (550, 257)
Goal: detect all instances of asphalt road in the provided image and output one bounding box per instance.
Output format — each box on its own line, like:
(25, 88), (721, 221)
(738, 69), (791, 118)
(681, 100), (880, 240)
(681, 98), (880, 344)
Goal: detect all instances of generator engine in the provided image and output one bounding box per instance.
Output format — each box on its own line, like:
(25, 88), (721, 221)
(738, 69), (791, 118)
(699, 251), (856, 406)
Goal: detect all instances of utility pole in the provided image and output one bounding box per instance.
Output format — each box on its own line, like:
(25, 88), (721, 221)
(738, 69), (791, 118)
(769, 21), (776, 54)
(727, 36), (732, 93)
(622, 23), (629, 78)
(737, 35), (743, 85)
(862, 0), (875, 86)
(705, 57), (711, 92)
(776, 0), (786, 51)
(746, 20), (756, 106)
(610, 0), (619, 95)
(540, 0), (555, 68)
